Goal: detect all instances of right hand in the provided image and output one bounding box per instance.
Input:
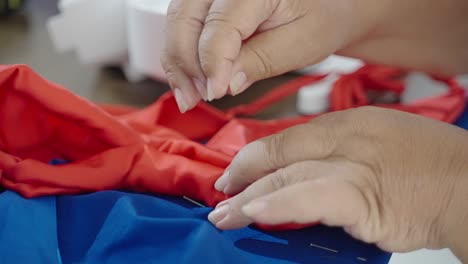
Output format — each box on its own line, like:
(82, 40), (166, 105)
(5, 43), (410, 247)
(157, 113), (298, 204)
(161, 0), (468, 112)
(208, 107), (468, 262)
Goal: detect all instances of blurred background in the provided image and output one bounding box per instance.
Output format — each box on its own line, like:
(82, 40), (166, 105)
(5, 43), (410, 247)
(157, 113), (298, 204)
(1, 0), (466, 117)
(0, 0), (299, 118)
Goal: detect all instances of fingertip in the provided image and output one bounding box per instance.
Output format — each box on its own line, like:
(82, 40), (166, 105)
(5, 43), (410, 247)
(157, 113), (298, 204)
(193, 78), (208, 101)
(214, 211), (253, 230)
(229, 71), (248, 95)
(214, 171), (230, 192)
(167, 72), (202, 113)
(202, 60), (232, 101)
(208, 204), (230, 224)
(174, 88), (189, 113)
(206, 78), (216, 101)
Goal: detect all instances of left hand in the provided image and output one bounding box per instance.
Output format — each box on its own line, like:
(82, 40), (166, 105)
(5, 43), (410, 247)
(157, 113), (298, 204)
(207, 106), (468, 257)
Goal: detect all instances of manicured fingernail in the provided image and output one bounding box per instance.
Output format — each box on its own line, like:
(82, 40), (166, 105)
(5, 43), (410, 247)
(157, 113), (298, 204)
(193, 78), (208, 101)
(215, 171), (230, 192)
(208, 204), (230, 224)
(230, 72), (247, 95)
(207, 78), (216, 101)
(242, 200), (267, 217)
(223, 183), (237, 196)
(174, 88), (188, 113)
(216, 199), (230, 209)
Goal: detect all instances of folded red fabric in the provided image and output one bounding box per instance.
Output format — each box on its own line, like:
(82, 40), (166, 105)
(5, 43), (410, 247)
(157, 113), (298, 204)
(0, 64), (464, 213)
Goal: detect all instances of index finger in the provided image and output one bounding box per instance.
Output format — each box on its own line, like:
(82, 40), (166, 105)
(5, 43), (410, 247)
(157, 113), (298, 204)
(215, 116), (341, 195)
(162, 0), (213, 107)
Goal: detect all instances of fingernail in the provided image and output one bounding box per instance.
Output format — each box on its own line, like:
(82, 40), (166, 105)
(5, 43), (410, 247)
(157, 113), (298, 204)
(174, 88), (188, 113)
(215, 171), (230, 192)
(242, 200), (267, 217)
(207, 78), (216, 101)
(223, 183), (236, 196)
(208, 204), (230, 224)
(230, 72), (247, 95)
(193, 78), (208, 101)
(216, 198), (230, 209)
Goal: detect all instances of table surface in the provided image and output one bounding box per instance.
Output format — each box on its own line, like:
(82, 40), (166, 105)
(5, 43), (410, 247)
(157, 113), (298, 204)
(0, 1), (462, 263)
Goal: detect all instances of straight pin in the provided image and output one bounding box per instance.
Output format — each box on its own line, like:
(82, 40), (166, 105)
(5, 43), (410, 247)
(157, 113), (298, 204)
(309, 243), (339, 253)
(357, 257), (367, 261)
(183, 196), (206, 208)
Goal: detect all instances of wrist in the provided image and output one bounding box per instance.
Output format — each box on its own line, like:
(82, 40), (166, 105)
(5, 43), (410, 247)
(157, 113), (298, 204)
(444, 187), (468, 262)
(440, 140), (468, 262)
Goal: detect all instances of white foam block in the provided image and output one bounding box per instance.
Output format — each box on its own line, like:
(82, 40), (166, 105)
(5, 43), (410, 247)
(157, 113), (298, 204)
(296, 56), (363, 114)
(297, 74), (337, 114)
(127, 0), (171, 82)
(47, 0), (128, 65)
(389, 249), (460, 264)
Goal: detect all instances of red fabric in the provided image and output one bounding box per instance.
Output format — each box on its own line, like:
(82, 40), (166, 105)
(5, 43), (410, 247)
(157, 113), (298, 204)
(0, 64), (465, 213)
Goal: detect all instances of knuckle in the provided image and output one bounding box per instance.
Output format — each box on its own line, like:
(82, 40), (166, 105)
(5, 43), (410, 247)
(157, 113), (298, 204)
(244, 44), (273, 78)
(165, 71), (177, 82)
(230, 149), (250, 178)
(263, 133), (287, 169)
(269, 169), (288, 190)
(161, 53), (188, 74)
(344, 106), (389, 134)
(160, 52), (171, 70)
(315, 106), (375, 133)
(203, 11), (243, 39)
(160, 45), (178, 68)
(166, 1), (179, 18)
(161, 57), (178, 76)
(166, 1), (188, 23)
(198, 47), (215, 69)
(197, 37), (217, 68)
(204, 11), (232, 28)
(168, 11), (204, 28)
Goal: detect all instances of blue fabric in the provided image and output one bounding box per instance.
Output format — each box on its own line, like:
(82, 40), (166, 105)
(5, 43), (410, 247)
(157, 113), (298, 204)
(455, 104), (468, 129)
(0, 190), (390, 264)
(0, 104), (466, 264)
(0, 192), (60, 264)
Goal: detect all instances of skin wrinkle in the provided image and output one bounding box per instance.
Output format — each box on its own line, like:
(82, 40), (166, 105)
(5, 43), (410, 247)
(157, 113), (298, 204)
(343, 162), (384, 244)
(243, 44), (274, 81)
(162, 0), (468, 260)
(256, 0), (283, 31)
(170, 15), (205, 28)
(204, 12), (244, 38)
(258, 11), (306, 33)
(198, 39), (238, 66)
(214, 107), (467, 258)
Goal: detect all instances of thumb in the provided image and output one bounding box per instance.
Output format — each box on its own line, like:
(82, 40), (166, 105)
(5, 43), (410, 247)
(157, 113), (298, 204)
(228, 17), (334, 95)
(241, 177), (368, 228)
(210, 159), (370, 233)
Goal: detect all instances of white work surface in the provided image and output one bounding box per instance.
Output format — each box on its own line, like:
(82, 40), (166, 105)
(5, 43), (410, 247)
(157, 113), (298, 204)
(389, 249), (460, 264)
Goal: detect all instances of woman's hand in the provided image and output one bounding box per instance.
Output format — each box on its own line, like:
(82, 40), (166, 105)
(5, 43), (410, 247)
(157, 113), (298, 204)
(208, 107), (468, 261)
(161, 0), (468, 112)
